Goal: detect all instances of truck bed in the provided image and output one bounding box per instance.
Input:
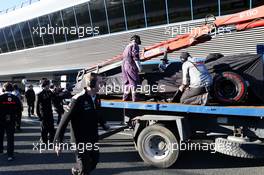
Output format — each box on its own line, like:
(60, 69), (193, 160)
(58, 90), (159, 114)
(101, 100), (264, 118)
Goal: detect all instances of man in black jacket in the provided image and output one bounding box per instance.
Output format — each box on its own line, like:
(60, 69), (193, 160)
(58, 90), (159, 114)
(37, 80), (55, 144)
(0, 82), (22, 161)
(25, 84), (36, 118)
(54, 73), (107, 175)
(50, 85), (64, 125)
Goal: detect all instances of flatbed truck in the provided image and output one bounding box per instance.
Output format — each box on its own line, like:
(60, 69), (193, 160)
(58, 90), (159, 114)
(100, 97), (264, 168)
(72, 6), (264, 168)
(97, 45), (264, 168)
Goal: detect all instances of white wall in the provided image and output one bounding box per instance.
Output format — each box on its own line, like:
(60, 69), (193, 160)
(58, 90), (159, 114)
(0, 0), (91, 28)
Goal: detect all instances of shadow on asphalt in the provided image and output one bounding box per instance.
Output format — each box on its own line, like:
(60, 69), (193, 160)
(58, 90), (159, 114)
(1, 147), (264, 175)
(99, 143), (135, 148)
(1, 121), (264, 175)
(93, 166), (159, 175)
(101, 138), (135, 143)
(0, 169), (70, 175)
(15, 128), (40, 134)
(172, 150), (264, 169)
(0, 167), (159, 175)
(0, 152), (75, 167)
(6, 152), (260, 175)
(0, 150), (141, 167)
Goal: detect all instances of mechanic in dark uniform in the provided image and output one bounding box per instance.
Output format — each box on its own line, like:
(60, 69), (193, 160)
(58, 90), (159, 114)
(25, 84), (36, 118)
(12, 84), (23, 131)
(37, 79), (55, 144)
(0, 82), (22, 161)
(50, 85), (64, 125)
(54, 73), (108, 175)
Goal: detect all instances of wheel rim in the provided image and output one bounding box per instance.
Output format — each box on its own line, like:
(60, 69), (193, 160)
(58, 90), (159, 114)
(218, 79), (238, 98)
(143, 133), (171, 161)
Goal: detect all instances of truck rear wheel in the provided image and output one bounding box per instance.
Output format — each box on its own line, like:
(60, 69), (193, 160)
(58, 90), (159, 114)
(215, 136), (264, 159)
(137, 124), (179, 168)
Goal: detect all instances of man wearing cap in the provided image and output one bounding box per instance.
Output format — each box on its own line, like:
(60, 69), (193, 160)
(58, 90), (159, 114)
(178, 52), (212, 105)
(0, 82), (22, 161)
(122, 35), (142, 102)
(37, 79), (55, 143)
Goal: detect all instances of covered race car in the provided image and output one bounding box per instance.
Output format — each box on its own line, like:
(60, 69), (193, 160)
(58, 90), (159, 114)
(73, 6), (264, 105)
(74, 53), (264, 105)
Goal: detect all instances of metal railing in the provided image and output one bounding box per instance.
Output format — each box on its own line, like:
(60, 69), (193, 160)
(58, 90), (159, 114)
(0, 0), (40, 15)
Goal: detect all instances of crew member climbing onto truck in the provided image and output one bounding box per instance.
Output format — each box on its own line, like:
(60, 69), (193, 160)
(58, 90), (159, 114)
(179, 52), (213, 105)
(122, 35), (142, 102)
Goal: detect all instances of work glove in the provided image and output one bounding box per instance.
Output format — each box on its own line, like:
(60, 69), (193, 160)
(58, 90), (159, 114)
(179, 85), (185, 92)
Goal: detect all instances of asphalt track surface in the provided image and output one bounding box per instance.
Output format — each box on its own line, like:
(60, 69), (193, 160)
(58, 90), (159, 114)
(0, 115), (264, 175)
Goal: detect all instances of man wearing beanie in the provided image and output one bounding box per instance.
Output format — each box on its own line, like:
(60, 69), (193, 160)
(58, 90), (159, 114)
(122, 35), (142, 102)
(178, 52), (212, 105)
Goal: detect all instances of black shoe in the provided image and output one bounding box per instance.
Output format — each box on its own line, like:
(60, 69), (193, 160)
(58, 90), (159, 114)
(71, 167), (80, 175)
(7, 157), (14, 161)
(16, 128), (22, 132)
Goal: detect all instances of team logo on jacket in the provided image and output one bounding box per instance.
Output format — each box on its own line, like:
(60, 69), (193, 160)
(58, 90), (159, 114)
(7, 97), (12, 102)
(84, 101), (92, 110)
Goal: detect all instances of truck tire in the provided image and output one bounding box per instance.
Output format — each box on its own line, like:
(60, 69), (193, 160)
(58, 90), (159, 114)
(213, 72), (247, 104)
(137, 124), (179, 168)
(215, 137), (264, 159)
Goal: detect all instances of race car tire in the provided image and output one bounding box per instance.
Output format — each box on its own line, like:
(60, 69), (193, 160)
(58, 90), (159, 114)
(213, 71), (247, 104)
